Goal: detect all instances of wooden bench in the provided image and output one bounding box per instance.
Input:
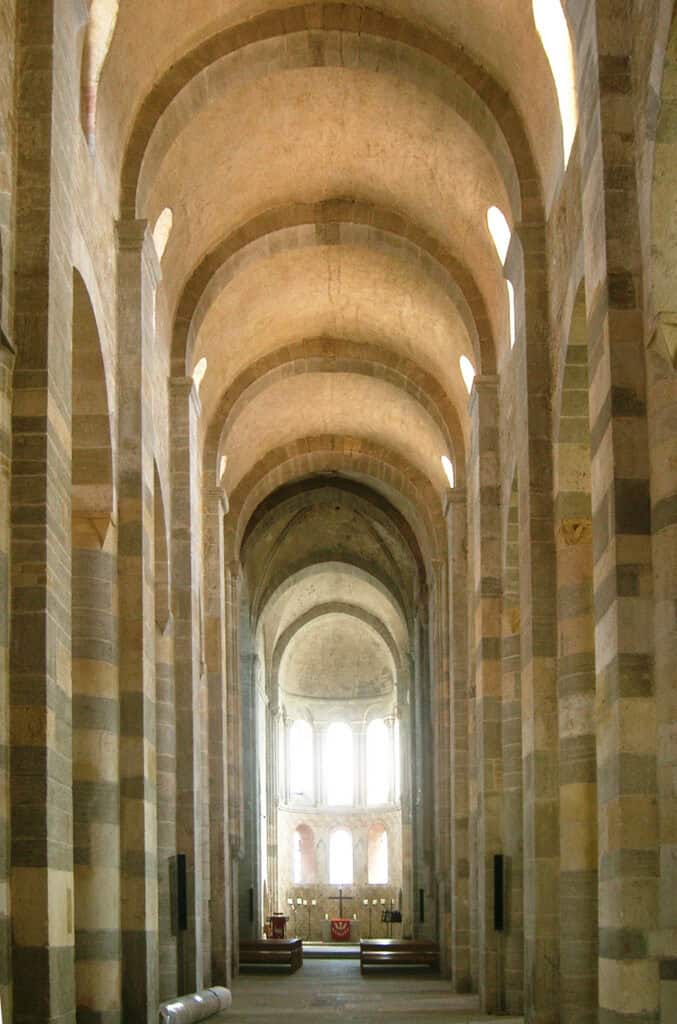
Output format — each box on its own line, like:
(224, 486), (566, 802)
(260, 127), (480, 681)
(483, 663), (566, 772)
(239, 938), (303, 973)
(360, 938), (440, 973)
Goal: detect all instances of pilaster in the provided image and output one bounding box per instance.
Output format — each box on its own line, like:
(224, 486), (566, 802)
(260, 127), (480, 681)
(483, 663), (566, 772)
(469, 376), (502, 1012)
(116, 218), (159, 1022)
(170, 376), (204, 993)
(446, 486), (471, 993)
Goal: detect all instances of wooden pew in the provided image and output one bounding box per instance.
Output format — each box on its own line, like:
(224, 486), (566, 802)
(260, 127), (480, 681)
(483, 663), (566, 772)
(239, 938), (303, 973)
(360, 938), (440, 973)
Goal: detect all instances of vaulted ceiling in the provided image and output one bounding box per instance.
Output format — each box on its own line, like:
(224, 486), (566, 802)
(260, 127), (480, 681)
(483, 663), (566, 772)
(97, 1), (568, 683)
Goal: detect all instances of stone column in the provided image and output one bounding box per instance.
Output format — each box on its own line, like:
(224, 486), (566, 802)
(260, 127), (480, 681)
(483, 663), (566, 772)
(156, 609), (177, 1001)
(116, 219), (159, 1022)
(203, 482), (231, 985)
(501, 485), (524, 1015)
(575, 6), (659, 1021)
(266, 702), (281, 913)
(398, 672), (415, 937)
(9, 4), (82, 1019)
(0, 341), (12, 1017)
(224, 562), (244, 964)
(315, 724), (327, 806)
(446, 488), (471, 993)
(429, 557), (451, 976)
(411, 597), (434, 940)
(355, 721), (366, 806)
(170, 377), (204, 993)
(512, 218), (560, 1024)
(72, 516), (121, 1022)
(384, 716), (395, 805)
(468, 376), (502, 1013)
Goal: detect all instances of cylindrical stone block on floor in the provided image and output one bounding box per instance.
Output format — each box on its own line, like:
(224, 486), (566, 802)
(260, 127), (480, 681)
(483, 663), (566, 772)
(159, 986), (232, 1023)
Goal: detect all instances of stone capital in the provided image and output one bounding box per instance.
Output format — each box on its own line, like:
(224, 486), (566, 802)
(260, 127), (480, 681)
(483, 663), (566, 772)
(116, 218), (147, 253)
(170, 375), (202, 418)
(443, 487), (467, 518)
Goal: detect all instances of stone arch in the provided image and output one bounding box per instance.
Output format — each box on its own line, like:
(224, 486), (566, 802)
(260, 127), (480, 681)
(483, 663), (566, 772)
(174, 201), (493, 378)
(120, 4), (542, 219)
(240, 477), (425, 594)
(225, 436), (446, 570)
(273, 602), (401, 686)
(81, 0), (120, 149)
(71, 267), (113, 532)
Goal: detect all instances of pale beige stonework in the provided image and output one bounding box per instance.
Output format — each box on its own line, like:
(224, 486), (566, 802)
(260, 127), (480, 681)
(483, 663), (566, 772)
(0, 3), (675, 1024)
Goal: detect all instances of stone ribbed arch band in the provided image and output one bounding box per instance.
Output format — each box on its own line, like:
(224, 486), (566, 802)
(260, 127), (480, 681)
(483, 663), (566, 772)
(238, 476), (425, 585)
(171, 203), (493, 376)
(119, 3), (541, 218)
(177, 215), (486, 376)
(205, 339), (464, 489)
(135, 27), (521, 219)
(222, 437), (447, 566)
(271, 602), (402, 683)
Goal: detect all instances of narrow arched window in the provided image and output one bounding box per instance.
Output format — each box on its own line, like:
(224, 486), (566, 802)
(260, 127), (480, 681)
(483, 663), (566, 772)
(290, 720), (314, 801)
(366, 718), (390, 805)
(326, 722), (353, 805)
(292, 824), (316, 884)
(329, 828), (353, 885)
(81, 0), (120, 148)
(532, 0), (578, 167)
(367, 824), (389, 884)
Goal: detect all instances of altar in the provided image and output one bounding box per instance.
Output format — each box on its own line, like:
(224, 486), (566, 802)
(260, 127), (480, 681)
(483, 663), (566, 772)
(322, 918), (361, 942)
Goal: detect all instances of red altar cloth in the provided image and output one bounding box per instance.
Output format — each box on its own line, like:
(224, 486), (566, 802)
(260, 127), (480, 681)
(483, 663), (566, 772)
(330, 918), (351, 941)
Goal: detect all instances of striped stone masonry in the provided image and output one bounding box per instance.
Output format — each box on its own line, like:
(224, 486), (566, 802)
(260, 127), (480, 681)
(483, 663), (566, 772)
(170, 377), (205, 995)
(446, 488), (471, 993)
(469, 375), (502, 1013)
(116, 219), (160, 1023)
(501, 480), (523, 1015)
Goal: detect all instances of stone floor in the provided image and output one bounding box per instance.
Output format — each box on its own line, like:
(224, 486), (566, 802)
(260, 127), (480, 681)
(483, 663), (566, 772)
(217, 960), (525, 1022)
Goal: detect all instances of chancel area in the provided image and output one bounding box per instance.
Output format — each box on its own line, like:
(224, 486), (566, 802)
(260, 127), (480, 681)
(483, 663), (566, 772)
(0, 1), (676, 1023)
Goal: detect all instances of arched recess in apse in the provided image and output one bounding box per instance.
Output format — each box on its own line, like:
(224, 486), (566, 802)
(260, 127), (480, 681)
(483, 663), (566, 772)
(554, 280), (598, 1024)
(70, 268), (118, 1024)
(154, 465), (178, 1002)
(367, 824), (389, 885)
(292, 824), (317, 886)
(501, 471), (523, 1015)
(80, 0), (119, 149)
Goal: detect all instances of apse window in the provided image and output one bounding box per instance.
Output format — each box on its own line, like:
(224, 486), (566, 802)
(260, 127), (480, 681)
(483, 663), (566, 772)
(329, 828), (354, 885)
(367, 824), (389, 885)
(326, 722), (354, 805)
(532, 0), (578, 167)
(366, 719), (391, 806)
(289, 720), (314, 802)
